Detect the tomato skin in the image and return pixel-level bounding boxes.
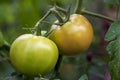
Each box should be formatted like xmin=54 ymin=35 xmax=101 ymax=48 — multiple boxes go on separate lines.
xmin=10 ymin=34 xmax=58 ymax=76
xmin=49 ymin=14 xmax=94 ymax=56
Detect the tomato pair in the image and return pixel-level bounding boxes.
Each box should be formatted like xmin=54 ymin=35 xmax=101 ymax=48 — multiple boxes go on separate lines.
xmin=10 ymin=14 xmax=93 ymax=76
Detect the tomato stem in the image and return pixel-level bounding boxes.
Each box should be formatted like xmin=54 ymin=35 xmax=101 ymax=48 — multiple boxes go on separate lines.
xmin=51 ymin=7 xmax=64 ymax=23
xmin=81 ymin=9 xmax=115 ymax=22
xmin=33 ymin=5 xmax=66 ymax=36
xmin=56 ymin=6 xmax=67 ymax=15
xmin=33 ymin=10 xmax=52 ymax=35
xmin=75 ymin=0 xmax=83 ymax=14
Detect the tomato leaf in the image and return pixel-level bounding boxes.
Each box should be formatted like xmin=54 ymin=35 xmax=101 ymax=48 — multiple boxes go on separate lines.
xmin=78 ymin=74 xmax=88 ymax=80
xmin=104 ymin=0 xmax=120 ymax=5
xmin=106 ymin=36 xmax=120 ymax=80
xmin=105 ymin=20 xmax=120 ymax=80
xmin=105 ymin=21 xmax=120 ymax=41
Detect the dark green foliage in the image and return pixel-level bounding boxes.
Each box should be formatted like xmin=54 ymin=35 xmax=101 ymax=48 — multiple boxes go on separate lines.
xmin=105 ymin=21 xmax=120 ymax=80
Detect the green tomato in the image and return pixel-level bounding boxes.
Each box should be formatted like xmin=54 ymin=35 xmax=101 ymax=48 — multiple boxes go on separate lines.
xmin=10 ymin=34 xmax=58 ymax=76
xmin=49 ymin=14 xmax=94 ymax=56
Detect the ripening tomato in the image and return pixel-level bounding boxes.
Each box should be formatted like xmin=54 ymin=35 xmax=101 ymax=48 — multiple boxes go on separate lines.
xmin=10 ymin=34 xmax=58 ymax=76
xmin=49 ymin=14 xmax=94 ymax=56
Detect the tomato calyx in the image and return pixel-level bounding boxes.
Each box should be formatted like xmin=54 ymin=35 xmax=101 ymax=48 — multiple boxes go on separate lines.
xmin=53 ymin=5 xmax=71 ymax=26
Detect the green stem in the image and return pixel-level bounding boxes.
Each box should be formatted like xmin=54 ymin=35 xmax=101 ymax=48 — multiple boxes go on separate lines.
xmin=81 ymin=9 xmax=115 ymax=22
xmin=56 ymin=6 xmax=67 ymax=15
xmin=75 ymin=0 xmax=83 ymax=14
xmin=33 ymin=10 xmax=51 ymax=35
xmin=52 ymin=8 xmax=64 ymax=23
xmin=44 ymin=29 xmax=55 ymax=37
xmin=55 ymin=5 xmax=70 ymax=24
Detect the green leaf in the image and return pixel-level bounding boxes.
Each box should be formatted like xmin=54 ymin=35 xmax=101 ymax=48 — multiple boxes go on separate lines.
xmin=78 ymin=74 xmax=88 ymax=80
xmin=106 ymin=41 xmax=116 ymax=59
xmin=107 ymin=36 xmax=120 ymax=80
xmin=104 ymin=0 xmax=120 ymax=5
xmin=105 ymin=21 xmax=120 ymax=41
xmin=105 ymin=20 xmax=120 ymax=80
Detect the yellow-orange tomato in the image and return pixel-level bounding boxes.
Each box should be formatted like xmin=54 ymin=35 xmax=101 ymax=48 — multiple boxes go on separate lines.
xmin=49 ymin=14 xmax=94 ymax=56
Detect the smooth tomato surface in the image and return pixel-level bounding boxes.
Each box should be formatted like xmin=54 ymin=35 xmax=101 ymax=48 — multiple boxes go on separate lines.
xmin=49 ymin=14 xmax=94 ymax=56
xmin=10 ymin=34 xmax=58 ymax=76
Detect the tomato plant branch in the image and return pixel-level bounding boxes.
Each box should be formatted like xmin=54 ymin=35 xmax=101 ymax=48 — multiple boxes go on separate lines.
xmin=75 ymin=0 xmax=83 ymax=14
xmin=81 ymin=9 xmax=115 ymax=22
xmin=44 ymin=7 xmax=67 ymax=37
xmin=52 ymin=7 xmax=64 ymax=23
xmin=33 ymin=10 xmax=52 ymax=35
xmin=56 ymin=6 xmax=67 ymax=15
xmin=33 ymin=5 xmax=66 ymax=36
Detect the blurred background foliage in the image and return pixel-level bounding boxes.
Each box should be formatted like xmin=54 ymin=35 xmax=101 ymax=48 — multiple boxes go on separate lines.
xmin=0 ymin=0 xmax=117 ymax=80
